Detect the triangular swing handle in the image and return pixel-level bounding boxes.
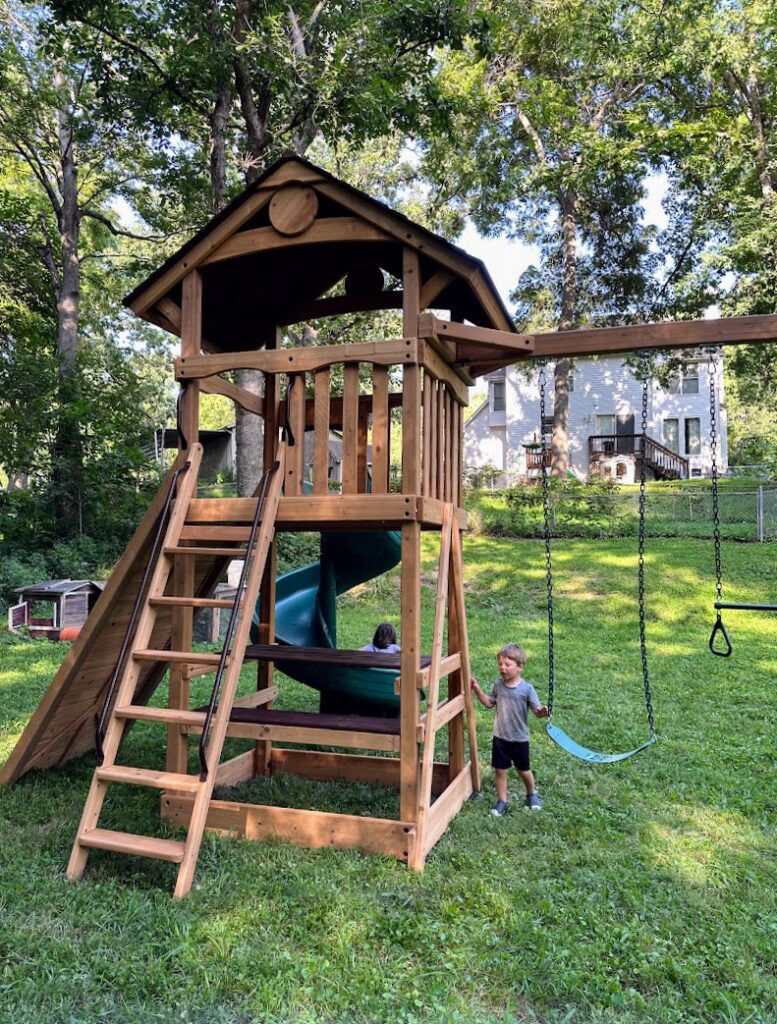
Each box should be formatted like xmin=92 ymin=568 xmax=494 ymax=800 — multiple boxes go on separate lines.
xmin=708 ymin=614 xmax=732 ymax=658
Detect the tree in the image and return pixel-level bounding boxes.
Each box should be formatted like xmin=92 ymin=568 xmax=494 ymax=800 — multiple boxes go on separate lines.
xmin=0 ymin=5 xmax=170 ymax=528
xmin=48 ymin=0 xmax=478 ymax=493
xmin=646 ymin=0 xmax=777 ymax=462
xmin=424 ymin=1 xmax=671 ymax=473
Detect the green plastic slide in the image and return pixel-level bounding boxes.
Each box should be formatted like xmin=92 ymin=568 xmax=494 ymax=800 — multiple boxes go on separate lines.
xmin=252 ymin=528 xmax=404 ymax=714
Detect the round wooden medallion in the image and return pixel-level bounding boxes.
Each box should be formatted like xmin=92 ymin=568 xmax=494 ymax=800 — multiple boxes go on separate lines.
xmin=269 ymin=185 xmax=319 ymax=236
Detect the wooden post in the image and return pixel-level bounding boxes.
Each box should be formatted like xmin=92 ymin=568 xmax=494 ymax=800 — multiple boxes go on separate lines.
xmin=372 ymin=366 xmax=389 ymax=493
xmin=178 ymin=270 xmax=202 ymax=450
xmin=400 ymin=521 xmax=421 ymax=826
xmin=400 ymin=246 xmax=422 ymax=832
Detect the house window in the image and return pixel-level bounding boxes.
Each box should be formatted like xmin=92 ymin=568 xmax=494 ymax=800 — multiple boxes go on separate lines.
xmin=685 ymin=417 xmax=701 ymax=455
xmin=568 ymin=370 xmax=574 ymax=393
xmin=491 ymin=379 xmax=506 ymax=412
xmin=663 ymin=418 xmax=679 ymax=453
xmin=596 ymin=414 xmax=616 ymax=436
xmin=669 ymin=368 xmax=700 ymax=394
xmin=616 ymin=462 xmax=628 ymax=478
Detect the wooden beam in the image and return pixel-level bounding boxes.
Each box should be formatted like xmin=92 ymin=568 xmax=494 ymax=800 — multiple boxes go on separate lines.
xmin=423 ymin=762 xmax=474 ymax=858
xmin=176 ymin=339 xmax=417 ymax=379
xmin=200 ymin=376 xmax=264 ymax=417
xmin=201 ymin=217 xmax=392 ymax=267
xmin=282 ymin=290 xmax=403 ymax=326
xmin=451 ymin=524 xmax=480 ymax=792
xmin=161 ymin=794 xmax=417 ymax=862
xmin=183 ymin=720 xmax=401 ymax=752
xmin=416 ymin=693 xmax=466 ymax=744
xmin=420 ymin=314 xmax=534 ymax=356
xmin=419 ymin=340 xmax=470 ymax=406
xmin=129 ymin=190 xmax=273 ymax=316
xmin=420 ymin=269 xmax=457 ymax=308
xmin=424 ymin=311 xmax=777 ymax=362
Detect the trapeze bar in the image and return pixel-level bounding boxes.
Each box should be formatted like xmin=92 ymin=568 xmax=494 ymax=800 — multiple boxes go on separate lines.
xmin=714 ymin=601 xmax=777 ymax=612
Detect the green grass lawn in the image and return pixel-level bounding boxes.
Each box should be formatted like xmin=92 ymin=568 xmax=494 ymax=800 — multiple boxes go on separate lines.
xmin=1 ymin=535 xmax=776 ymax=1024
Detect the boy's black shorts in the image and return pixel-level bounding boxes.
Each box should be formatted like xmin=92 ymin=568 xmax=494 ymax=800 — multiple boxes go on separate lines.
xmin=491 ymin=736 xmax=531 ymax=772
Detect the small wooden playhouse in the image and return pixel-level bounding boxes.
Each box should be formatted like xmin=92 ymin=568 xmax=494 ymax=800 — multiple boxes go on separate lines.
xmin=1 ymin=155 xmax=533 ymax=898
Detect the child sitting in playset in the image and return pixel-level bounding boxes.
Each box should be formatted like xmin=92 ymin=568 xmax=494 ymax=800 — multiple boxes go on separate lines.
xmin=470 ymin=643 xmax=548 ymax=816
xmin=360 ymin=622 xmax=401 ymax=654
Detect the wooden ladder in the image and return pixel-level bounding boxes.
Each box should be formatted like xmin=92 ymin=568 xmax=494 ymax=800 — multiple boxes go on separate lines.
xmin=67 ymin=443 xmax=286 ymax=899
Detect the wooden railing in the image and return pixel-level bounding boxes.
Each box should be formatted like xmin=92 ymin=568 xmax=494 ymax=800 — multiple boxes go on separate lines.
xmin=176 ymin=339 xmax=468 ymax=504
xmin=588 ymin=434 xmax=689 ymax=479
xmin=525 ymin=448 xmax=552 ymax=471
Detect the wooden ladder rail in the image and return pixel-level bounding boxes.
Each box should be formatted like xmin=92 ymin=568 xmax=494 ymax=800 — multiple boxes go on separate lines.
xmin=410 ymin=503 xmax=454 ymax=870
xmin=450 ymin=521 xmax=480 ymax=794
xmin=171 ymin=443 xmax=285 ymax=898
xmin=66 ymin=443 xmax=204 ymax=884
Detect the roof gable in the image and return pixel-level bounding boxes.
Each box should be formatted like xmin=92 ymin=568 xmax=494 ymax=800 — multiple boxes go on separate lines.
xmin=124 ymin=155 xmax=513 ymax=350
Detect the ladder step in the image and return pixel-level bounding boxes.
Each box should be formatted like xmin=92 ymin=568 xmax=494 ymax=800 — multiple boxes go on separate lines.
xmin=133 ymin=649 xmax=227 ymax=665
xmin=180 ymin=526 xmax=252 ymax=542
xmin=95 ymin=766 xmax=203 ymax=791
xmin=150 ymin=597 xmax=237 ymax=609
xmin=115 ymin=705 xmax=208 ymax=726
xmin=165 ymin=546 xmax=249 ymax=557
xmin=79 ymin=828 xmax=186 ymax=863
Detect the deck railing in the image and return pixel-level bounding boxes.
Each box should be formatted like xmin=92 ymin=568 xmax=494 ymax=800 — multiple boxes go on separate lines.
xmin=588 ymin=434 xmax=689 ymax=479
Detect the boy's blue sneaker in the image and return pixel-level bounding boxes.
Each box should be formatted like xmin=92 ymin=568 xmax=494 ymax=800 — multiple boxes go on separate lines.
xmin=490 ymin=800 xmax=509 ymax=817
xmin=525 ymin=793 xmax=542 ymax=811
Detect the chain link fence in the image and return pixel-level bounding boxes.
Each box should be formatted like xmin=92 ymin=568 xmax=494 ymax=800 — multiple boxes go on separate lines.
xmin=471 ymin=485 xmax=777 ymax=542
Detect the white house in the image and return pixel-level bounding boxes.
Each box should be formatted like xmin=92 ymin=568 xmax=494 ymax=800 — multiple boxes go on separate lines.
xmin=464 ymin=352 xmax=728 ymax=484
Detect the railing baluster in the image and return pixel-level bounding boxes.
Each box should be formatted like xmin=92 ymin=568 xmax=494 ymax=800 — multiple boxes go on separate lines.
xmin=342 ymin=363 xmax=359 ymax=494
xmin=313 ymin=368 xmax=330 ymax=493
xmin=372 ymin=366 xmax=389 ymax=494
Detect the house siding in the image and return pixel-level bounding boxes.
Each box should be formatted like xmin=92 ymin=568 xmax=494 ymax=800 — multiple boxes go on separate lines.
xmin=465 ymin=355 xmax=727 ymax=481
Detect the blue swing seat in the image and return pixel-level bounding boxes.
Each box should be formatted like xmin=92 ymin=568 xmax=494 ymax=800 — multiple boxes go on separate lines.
xmin=546 ymin=721 xmax=656 ymax=764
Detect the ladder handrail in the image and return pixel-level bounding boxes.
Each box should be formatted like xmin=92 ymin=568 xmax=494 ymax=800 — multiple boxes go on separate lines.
xmin=198 ymin=458 xmax=281 ymax=779
xmin=95 ymin=459 xmax=191 ymax=763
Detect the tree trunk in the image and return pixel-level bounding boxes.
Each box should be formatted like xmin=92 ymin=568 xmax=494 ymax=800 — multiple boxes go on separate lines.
xmin=234 ymin=368 xmax=265 ymax=496
xmin=552 ymin=189 xmax=578 ymax=477
xmin=52 ymin=77 xmax=84 ymax=531
xmin=209 ymin=83 xmax=231 ymax=214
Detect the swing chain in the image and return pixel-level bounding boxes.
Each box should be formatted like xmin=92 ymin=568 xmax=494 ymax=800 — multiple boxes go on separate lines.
xmin=706 ymin=347 xmax=732 ymax=656
xmin=638 ymin=360 xmax=656 ymax=739
xmin=538 ymin=360 xmax=555 ymax=716
xmin=708 ymin=349 xmax=723 ymax=605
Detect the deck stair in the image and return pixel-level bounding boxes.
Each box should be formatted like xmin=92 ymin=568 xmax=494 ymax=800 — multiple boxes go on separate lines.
xmin=66 ymin=442 xmax=286 ymax=899
xmin=589 ymin=434 xmax=689 ymax=480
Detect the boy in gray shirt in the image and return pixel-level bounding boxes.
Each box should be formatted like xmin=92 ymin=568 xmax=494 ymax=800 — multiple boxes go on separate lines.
xmin=471 ymin=643 xmax=548 ymax=816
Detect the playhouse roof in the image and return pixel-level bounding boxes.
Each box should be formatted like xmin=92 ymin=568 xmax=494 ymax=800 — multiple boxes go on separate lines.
xmin=15 ymin=579 xmax=104 ymax=598
xmin=124 ymin=154 xmax=514 ymax=351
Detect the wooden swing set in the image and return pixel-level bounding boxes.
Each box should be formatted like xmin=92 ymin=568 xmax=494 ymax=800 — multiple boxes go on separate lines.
xmin=3 ymin=155 xmax=777 ymax=898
